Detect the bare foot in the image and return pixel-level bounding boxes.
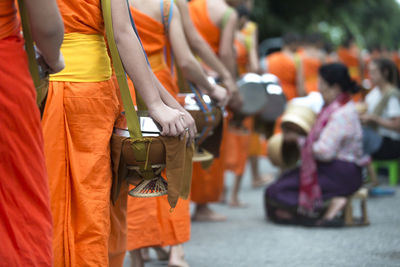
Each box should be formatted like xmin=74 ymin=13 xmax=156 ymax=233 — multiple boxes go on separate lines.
xmin=191 ymin=205 xmax=226 ymax=222
xmin=229 ymin=198 xmax=248 ymax=208
xmin=168 ymin=245 xmax=189 ymax=267
xmin=252 ymin=173 xmax=274 ymax=188
xmin=275 ymin=209 xmax=293 ymax=220
xmin=323 ymin=197 xmax=347 ymax=220
xmin=154 ymin=246 xmax=169 ymax=261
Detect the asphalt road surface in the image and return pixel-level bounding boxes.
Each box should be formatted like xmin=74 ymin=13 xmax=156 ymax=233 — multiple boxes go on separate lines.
xmin=124 ymin=158 xmax=400 ymax=267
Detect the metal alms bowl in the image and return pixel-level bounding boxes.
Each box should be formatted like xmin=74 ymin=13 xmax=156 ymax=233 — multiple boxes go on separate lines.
xmin=259 ymin=73 xmax=286 ymax=122
xmin=236 ymin=73 xmax=269 ymax=115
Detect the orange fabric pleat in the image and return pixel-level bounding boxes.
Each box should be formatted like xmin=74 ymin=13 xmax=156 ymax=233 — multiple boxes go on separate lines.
xmin=42 ymin=80 xmax=120 ymax=267
xmin=0 ymin=35 xmax=53 ymax=267
xmin=125 ymin=7 xmax=190 ymax=251
xmin=56 ymin=0 xmax=105 ymax=34
xmin=0 ymin=1 xmax=19 ymax=39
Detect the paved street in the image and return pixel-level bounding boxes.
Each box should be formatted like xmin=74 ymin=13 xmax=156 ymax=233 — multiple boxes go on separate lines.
xmin=125 ymin=158 xmax=400 ymax=267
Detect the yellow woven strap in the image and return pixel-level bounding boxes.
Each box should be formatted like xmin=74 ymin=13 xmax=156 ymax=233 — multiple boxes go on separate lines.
xmin=17 ymin=0 xmax=46 ymax=107
xmin=101 ymin=0 xmax=152 ymax=177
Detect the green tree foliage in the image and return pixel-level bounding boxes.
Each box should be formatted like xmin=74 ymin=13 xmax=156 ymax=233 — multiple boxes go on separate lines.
xmin=252 ymin=0 xmax=400 ymax=49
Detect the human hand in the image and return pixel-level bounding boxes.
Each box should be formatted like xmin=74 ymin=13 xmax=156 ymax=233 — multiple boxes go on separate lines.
xmin=40 ymin=51 xmax=65 ymax=74
xmin=179 ymin=109 xmax=197 ymax=145
xmin=360 ymin=113 xmax=378 ymax=125
xmin=283 ymin=130 xmax=300 ymax=143
xmin=228 ymin=90 xmax=243 ymax=112
xmin=148 ymin=104 xmax=186 ymax=137
xmin=209 ymin=84 xmax=229 ymax=107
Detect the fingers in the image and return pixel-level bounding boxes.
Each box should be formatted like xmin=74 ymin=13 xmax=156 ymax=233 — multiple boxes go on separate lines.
xmin=176 ymin=118 xmax=186 ymax=140
xmin=160 ymin=121 xmax=170 ymax=136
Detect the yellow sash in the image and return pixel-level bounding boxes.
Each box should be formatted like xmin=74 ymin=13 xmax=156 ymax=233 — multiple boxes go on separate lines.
xmin=148 ymin=52 xmax=168 ymax=73
xmin=50 ymin=33 xmax=111 ymax=82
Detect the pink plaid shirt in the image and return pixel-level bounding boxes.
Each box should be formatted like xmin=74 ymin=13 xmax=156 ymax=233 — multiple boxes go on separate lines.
xmin=310 ymin=101 xmax=369 ymax=166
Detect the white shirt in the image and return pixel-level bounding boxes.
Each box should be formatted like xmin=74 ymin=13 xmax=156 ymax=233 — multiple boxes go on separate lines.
xmin=365 ymin=87 xmax=400 ymax=140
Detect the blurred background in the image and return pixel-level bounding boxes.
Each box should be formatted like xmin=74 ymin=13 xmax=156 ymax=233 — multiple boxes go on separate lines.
xmin=253 ymin=0 xmax=400 ymax=51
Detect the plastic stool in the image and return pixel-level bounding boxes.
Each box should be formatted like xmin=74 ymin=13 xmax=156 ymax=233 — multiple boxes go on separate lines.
xmin=372 ymin=160 xmax=399 ymax=186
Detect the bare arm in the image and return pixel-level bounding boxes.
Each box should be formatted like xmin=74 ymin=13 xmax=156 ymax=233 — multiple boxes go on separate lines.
xmin=361 ymin=114 xmax=400 ymax=132
xmin=296 ymin=56 xmax=307 ymax=97
xmin=376 ymin=116 xmax=400 ymax=132
xmin=168 ymin=4 xmax=228 ymax=106
xmin=175 ymin=0 xmax=231 ymax=82
xmin=111 ymin=0 xmax=186 ymax=136
xmin=25 ymin=0 xmax=64 ymax=73
xmin=218 ymin=10 xmax=238 ymax=78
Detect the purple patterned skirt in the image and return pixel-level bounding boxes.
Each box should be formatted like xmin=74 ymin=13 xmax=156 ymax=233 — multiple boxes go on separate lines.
xmin=264 ymin=160 xmax=362 ymax=224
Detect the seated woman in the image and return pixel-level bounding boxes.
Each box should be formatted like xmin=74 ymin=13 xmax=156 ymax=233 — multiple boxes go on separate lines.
xmin=264 ymin=63 xmax=366 ymax=227
xmin=361 ymin=58 xmax=400 ymax=161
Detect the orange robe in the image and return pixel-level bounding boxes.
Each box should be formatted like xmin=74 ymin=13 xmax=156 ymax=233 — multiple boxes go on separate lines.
xmin=224 ymin=40 xmax=251 ymax=176
xmin=41 ymin=1 xmax=121 ymax=266
xmin=0 ymin=2 xmax=52 ymax=266
xmin=126 ymin=7 xmax=191 ymax=251
xmin=337 ymin=46 xmax=361 ymax=83
xmin=302 ymin=56 xmax=321 ymax=94
xmin=189 ymin=0 xmax=220 ymax=54
xmin=265 ymin=51 xmax=298 ymax=101
xmin=337 ymin=46 xmax=363 ymax=101
xmin=188 ymin=0 xmax=227 ymax=203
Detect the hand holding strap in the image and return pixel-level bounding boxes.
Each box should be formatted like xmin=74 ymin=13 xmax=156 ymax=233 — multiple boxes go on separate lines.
xmin=102 ymin=0 xmax=154 ymax=179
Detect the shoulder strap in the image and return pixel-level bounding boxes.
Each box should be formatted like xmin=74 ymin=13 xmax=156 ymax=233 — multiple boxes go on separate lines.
xmin=102 ymin=0 xmax=142 ymax=140
xmin=17 ymin=0 xmax=45 ymax=106
xmin=293 ymin=53 xmax=302 ymax=70
xmin=244 ymin=35 xmax=252 ymax=53
xmin=221 ymin=7 xmax=234 ymax=30
xmin=161 ymin=0 xmax=175 ymax=75
xmin=161 ymin=0 xmax=174 ymax=35
xmin=373 ymin=88 xmax=400 ymax=117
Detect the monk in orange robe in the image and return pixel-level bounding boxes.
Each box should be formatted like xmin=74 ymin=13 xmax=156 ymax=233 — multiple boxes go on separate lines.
xmin=0 ymin=0 xmax=64 ymax=266
xmin=300 ymin=34 xmax=324 ymax=94
xmin=225 ymin=3 xmax=274 ymax=206
xmin=263 ymin=33 xmax=304 ymax=101
xmin=126 ymin=1 xmax=229 ymax=266
xmin=337 ymin=38 xmax=364 ymax=101
xmin=126 ymin=4 xmax=189 ymax=267
xmin=223 ymin=6 xmax=254 ymax=207
xmin=235 ymin=10 xmax=271 ymax=187
xmin=41 ymin=0 xmax=193 ymax=266
xmin=189 ymin=0 xmax=241 ymax=221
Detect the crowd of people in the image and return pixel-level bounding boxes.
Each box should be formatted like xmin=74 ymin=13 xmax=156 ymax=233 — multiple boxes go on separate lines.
xmin=1 ymin=0 xmax=400 ymax=266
